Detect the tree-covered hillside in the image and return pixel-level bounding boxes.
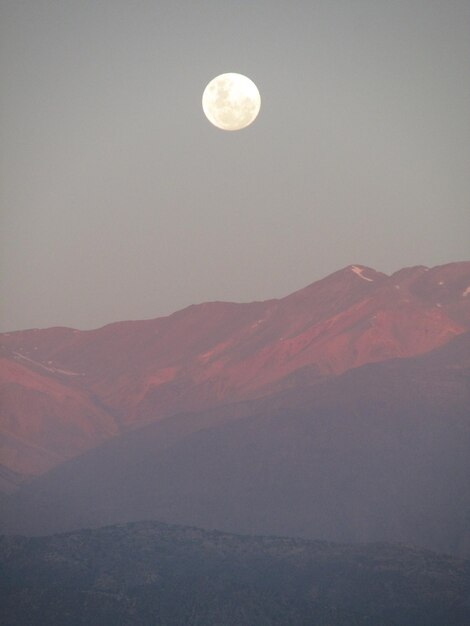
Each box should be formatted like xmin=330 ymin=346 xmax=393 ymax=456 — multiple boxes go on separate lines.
xmin=1 ymin=521 xmax=469 ymax=625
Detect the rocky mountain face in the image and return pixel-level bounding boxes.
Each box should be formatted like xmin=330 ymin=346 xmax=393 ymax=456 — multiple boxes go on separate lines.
xmin=1 ymin=521 xmax=469 ymax=626
xmin=1 ymin=262 xmax=469 ymax=490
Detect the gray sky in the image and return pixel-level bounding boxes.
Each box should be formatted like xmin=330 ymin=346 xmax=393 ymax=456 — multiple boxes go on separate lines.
xmin=1 ymin=0 xmax=469 ymax=331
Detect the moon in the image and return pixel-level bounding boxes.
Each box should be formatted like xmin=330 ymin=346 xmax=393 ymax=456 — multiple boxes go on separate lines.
xmin=202 ymin=73 xmax=261 ymax=131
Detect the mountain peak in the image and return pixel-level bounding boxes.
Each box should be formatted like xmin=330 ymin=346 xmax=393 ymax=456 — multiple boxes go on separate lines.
xmin=284 ymin=264 xmax=386 ymax=301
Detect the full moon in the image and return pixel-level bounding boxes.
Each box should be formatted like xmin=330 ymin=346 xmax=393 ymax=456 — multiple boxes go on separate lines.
xmin=202 ymin=73 xmax=261 ymax=131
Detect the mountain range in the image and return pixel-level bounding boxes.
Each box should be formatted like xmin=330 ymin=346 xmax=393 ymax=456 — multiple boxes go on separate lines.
xmin=1 ymin=261 xmax=469 ymax=556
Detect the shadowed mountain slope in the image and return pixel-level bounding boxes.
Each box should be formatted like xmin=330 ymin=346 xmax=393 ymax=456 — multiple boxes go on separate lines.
xmin=1 ymin=521 xmax=469 ymax=626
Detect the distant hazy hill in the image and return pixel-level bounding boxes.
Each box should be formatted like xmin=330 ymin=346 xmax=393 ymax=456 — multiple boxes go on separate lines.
xmin=1 ymin=521 xmax=469 ymax=626
xmin=1 ymin=261 xmax=469 ymax=489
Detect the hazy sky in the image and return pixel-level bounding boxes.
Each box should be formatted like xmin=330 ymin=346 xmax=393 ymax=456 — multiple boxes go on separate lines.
xmin=1 ymin=0 xmax=469 ymax=331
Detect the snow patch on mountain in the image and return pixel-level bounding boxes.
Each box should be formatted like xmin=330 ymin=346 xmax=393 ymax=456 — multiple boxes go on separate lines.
xmin=350 ymin=266 xmax=374 ymax=282
xmin=13 ymin=352 xmax=82 ymax=376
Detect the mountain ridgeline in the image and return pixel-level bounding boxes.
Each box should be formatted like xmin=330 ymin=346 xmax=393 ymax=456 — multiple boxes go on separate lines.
xmin=1 ymin=262 xmax=469 ymax=483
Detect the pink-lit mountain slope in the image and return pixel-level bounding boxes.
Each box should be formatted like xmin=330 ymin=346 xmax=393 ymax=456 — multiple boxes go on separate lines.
xmin=1 ymin=261 xmax=469 ymax=489
xmin=0 ymin=355 xmax=117 ymax=487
